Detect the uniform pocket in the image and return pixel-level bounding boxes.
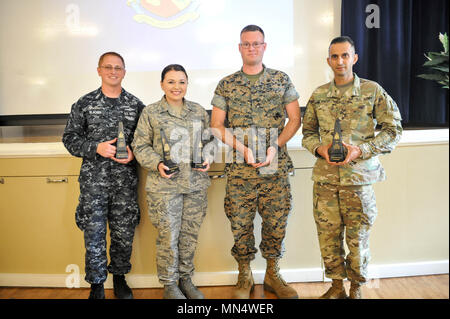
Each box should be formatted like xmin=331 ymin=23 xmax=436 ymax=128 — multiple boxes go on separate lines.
xmin=347 ymin=186 xmax=378 ymax=227
xmin=128 ymin=202 xmax=140 ymax=227
xmin=358 ymin=186 xmax=378 ymax=226
xmin=313 ymin=193 xmax=319 ymax=210
xmin=146 ymin=193 xmax=161 ymax=228
xmin=75 ymin=194 xmax=90 ymax=231
xmin=313 ymin=183 xmax=321 ymax=210
xmin=262 ymin=92 xmax=283 ymax=110
xmin=75 ymin=190 xmax=109 ymax=231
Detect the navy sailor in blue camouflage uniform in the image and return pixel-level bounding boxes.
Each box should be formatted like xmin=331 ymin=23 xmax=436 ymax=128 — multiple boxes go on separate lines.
xmin=63 ymin=52 xmax=145 ymax=299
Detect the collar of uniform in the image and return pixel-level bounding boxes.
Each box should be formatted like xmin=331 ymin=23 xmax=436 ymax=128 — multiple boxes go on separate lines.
xmin=157 ymin=96 xmax=194 ymax=118
xmin=96 ymin=87 xmax=126 ymax=104
xmin=327 ymin=73 xmax=362 ymax=98
xmin=236 ymin=64 xmax=269 ymax=86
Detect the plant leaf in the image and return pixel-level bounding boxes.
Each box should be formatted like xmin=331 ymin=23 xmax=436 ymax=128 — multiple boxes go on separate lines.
xmin=439 ymin=33 xmax=449 ymax=53
xmin=431 ymin=65 xmax=449 ymax=73
xmin=423 ymin=55 xmax=449 ymax=66
xmin=417 ymin=73 xmax=447 ymax=81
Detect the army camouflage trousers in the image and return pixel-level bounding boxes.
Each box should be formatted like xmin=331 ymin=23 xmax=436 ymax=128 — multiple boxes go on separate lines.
xmin=313 ymin=182 xmax=378 ymax=283
xmin=146 ymin=190 xmax=207 ymax=285
xmin=224 ymin=175 xmax=292 ymax=262
xmin=76 ymin=186 xmax=140 ymax=284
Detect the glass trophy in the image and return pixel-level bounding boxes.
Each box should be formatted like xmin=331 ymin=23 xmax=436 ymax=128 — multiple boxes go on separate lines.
xmin=328 ymin=118 xmax=348 ymax=162
xmin=250 ymin=132 xmax=267 ymax=164
xmin=160 ymin=128 xmax=179 ymax=175
xmin=115 ymin=121 xmax=128 ymax=159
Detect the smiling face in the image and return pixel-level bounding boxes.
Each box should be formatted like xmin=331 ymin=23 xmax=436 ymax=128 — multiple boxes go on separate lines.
xmin=97 ymin=54 xmax=126 ymax=88
xmin=160 ymin=70 xmax=188 ymax=106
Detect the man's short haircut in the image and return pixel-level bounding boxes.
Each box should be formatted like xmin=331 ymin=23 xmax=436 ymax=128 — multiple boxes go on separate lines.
xmin=329 ymin=36 xmax=355 ymax=52
xmin=240 ymin=25 xmax=265 ymax=39
xmin=98 ymin=52 xmax=125 ymax=68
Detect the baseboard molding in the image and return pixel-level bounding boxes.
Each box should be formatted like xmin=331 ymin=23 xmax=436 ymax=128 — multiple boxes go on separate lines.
xmin=368 ymin=260 xmax=450 ymax=279
xmin=0 ymin=260 xmax=447 ymax=288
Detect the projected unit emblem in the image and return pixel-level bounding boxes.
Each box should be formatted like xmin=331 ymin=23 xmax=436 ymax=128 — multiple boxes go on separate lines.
xmin=127 ymin=0 xmax=200 ymax=29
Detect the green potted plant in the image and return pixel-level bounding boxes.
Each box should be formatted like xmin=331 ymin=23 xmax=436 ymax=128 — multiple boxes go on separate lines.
xmin=417 ymin=33 xmax=449 ymax=89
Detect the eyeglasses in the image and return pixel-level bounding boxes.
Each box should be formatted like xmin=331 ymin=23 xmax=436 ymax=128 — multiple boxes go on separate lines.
xmin=240 ymin=42 xmax=265 ymax=49
xmin=100 ymin=65 xmax=125 ymax=72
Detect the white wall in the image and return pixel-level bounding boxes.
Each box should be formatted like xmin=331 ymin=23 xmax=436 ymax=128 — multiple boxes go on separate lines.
xmin=0 ymin=0 xmax=342 ymax=115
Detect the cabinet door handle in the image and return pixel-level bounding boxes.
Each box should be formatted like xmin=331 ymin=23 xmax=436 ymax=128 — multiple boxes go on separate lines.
xmin=0 ymin=177 xmax=4 ymax=184
xmin=210 ymin=174 xmax=225 ymax=180
xmin=46 ymin=177 xmax=68 ymax=183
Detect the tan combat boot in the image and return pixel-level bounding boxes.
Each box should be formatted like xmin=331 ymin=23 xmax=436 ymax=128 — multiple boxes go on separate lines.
xmin=263 ymin=258 xmax=299 ymax=299
xmin=320 ymin=279 xmax=348 ymax=299
xmin=233 ymin=260 xmax=254 ymax=299
xmin=349 ymin=281 xmax=362 ymax=299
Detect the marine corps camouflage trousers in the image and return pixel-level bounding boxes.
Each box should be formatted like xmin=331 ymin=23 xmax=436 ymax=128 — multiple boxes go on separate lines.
xmin=313 ymin=182 xmax=378 ymax=283
xmin=146 ymin=190 xmax=207 ymax=285
xmin=76 ymin=185 xmax=140 ymax=284
xmin=224 ymin=175 xmax=292 ymax=262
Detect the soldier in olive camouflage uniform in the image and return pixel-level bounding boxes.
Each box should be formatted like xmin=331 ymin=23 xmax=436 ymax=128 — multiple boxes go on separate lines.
xmin=211 ymin=25 xmax=301 ymax=299
xmin=132 ymin=64 xmax=215 ymax=299
xmin=302 ymin=37 xmax=402 ymax=299
xmin=63 ymin=52 xmax=144 ymax=299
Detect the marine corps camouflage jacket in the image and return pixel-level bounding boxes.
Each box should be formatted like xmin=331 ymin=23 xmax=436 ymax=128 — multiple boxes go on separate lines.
xmin=211 ymin=65 xmax=300 ymax=179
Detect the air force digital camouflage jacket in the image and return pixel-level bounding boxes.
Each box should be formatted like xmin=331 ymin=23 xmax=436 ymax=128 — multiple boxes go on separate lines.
xmin=132 ymin=97 xmax=214 ymax=194
xmin=302 ymin=74 xmax=402 ymax=186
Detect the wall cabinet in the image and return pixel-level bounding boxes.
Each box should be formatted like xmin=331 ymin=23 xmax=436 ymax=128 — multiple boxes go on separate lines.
xmin=0 ymin=142 xmax=448 ymax=286
xmin=0 ymin=157 xmax=84 ymax=274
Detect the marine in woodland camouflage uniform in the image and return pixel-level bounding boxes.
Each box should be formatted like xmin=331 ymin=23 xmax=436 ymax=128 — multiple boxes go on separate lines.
xmin=302 ymin=67 xmax=402 ymax=284
xmin=63 ymin=87 xmax=144 ymax=284
xmin=211 ymin=24 xmax=301 ymax=300
xmin=212 ymin=66 xmax=299 ymax=261
xmin=132 ymin=96 xmax=214 ymax=285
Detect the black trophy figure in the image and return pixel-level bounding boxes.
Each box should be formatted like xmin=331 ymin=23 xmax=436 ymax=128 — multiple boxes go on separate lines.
xmin=160 ymin=128 xmax=179 ymax=175
xmin=191 ymin=130 xmax=206 ymax=169
xmin=328 ymin=118 xmax=348 ymax=162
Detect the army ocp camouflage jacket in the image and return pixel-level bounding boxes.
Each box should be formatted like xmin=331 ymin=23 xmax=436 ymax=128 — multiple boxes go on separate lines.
xmin=302 ymin=74 xmax=403 ymax=186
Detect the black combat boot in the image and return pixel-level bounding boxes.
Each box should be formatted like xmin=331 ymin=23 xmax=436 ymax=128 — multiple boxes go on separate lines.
xmin=89 ymin=283 xmax=105 ymax=299
xmin=113 ymin=275 xmax=133 ymax=299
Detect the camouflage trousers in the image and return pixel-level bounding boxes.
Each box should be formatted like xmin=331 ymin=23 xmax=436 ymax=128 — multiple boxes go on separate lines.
xmin=146 ymin=190 xmax=207 ymax=285
xmin=76 ymin=185 xmax=140 ymax=284
xmin=313 ymin=182 xmax=378 ymax=283
xmin=224 ymin=175 xmax=292 ymax=262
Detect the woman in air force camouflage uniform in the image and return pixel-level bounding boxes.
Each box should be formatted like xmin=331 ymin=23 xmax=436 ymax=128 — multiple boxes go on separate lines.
xmin=132 ymin=64 xmax=215 ymax=299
